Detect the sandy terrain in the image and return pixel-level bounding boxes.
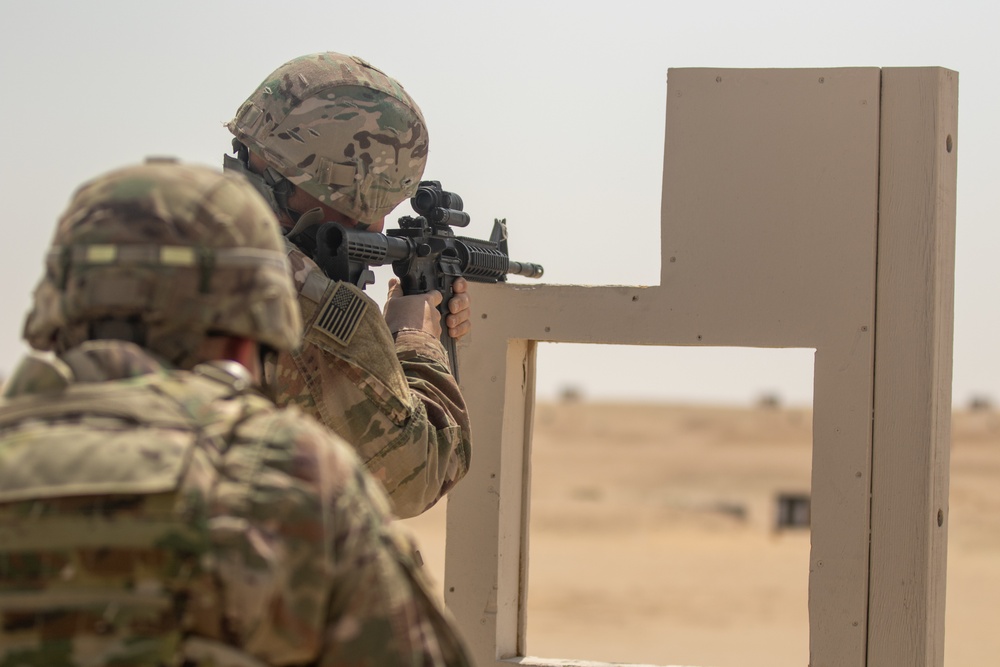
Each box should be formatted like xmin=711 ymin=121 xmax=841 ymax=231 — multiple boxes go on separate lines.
xmin=401 ymin=402 xmax=1000 ymax=667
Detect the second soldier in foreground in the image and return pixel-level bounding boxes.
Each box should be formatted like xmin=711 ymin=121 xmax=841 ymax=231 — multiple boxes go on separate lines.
xmin=0 ymin=160 xmax=471 ymax=666
xmin=224 ymin=52 xmax=473 ymax=518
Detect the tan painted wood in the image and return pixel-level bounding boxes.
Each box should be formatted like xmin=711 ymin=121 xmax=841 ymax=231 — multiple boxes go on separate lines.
xmin=445 ymin=335 xmax=535 ymax=659
xmin=443 ymin=67 xmax=956 ymax=667
xmin=868 ymin=67 xmax=958 ymax=667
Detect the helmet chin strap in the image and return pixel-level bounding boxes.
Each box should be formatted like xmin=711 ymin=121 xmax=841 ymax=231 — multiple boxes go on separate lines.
xmin=223 ymin=140 xmax=300 ymax=222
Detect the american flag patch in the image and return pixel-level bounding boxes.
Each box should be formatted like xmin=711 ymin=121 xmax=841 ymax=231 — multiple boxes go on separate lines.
xmin=313 ymin=282 xmax=368 ymax=346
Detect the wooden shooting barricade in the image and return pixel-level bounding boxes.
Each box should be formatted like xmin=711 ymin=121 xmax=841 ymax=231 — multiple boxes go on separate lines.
xmin=445 ymin=67 xmax=957 ymax=667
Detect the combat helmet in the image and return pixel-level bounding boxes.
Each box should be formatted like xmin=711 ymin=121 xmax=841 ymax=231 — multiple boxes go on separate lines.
xmin=226 ymin=52 xmax=429 ymax=228
xmin=23 ymin=159 xmax=302 ymax=368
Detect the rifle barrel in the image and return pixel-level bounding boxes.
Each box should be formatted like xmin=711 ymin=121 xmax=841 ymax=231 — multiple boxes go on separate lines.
xmin=507 ymin=260 xmax=544 ymax=279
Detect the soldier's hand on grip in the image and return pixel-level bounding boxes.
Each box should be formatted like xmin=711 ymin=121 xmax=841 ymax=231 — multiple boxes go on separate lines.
xmin=384 ymin=278 xmax=443 ymax=339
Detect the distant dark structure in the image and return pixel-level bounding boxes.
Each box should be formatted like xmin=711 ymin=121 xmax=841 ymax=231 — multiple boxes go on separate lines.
xmin=756 ymin=391 xmax=782 ymax=409
xmin=968 ymin=394 xmax=994 ymax=412
xmin=775 ymin=492 xmax=811 ymax=530
xmin=559 ymin=385 xmax=585 ymax=403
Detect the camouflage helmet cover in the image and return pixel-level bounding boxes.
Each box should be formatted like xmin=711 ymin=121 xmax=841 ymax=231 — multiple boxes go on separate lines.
xmin=23 ymin=159 xmax=302 ymax=367
xmin=227 ymin=52 xmax=429 ymax=227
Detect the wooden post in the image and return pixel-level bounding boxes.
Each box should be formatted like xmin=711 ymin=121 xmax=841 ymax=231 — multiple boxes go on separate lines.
xmin=868 ymin=67 xmax=958 ymax=667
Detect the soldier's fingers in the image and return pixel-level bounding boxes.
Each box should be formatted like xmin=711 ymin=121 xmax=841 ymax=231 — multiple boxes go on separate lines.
xmin=452 ymin=277 xmax=468 ymax=293
xmin=448 ymin=318 xmax=472 ymax=339
xmin=425 ymin=290 xmax=444 ymax=307
xmin=448 ymin=291 xmax=471 ymax=315
xmin=386 ymin=278 xmax=404 ymax=300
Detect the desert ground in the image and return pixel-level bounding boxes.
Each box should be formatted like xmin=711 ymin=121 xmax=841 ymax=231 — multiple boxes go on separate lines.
xmin=400 ymin=401 xmax=1000 ymax=667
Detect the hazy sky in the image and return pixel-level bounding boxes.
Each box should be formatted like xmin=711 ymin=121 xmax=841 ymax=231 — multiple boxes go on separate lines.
xmin=1 ymin=0 xmax=996 ymax=406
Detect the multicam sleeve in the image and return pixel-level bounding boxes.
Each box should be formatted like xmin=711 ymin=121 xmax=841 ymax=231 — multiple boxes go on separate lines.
xmin=220 ymin=405 xmax=472 ymax=667
xmin=316 ymin=435 xmax=473 ymax=667
xmin=272 ymin=244 xmax=472 ymax=519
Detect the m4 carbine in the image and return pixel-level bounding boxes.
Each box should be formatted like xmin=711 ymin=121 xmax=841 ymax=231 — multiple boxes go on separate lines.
xmin=290 ymin=181 xmax=544 ymax=380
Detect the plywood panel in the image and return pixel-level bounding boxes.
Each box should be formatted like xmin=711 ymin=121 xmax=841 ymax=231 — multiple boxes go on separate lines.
xmin=444 ymin=67 xmax=955 ymax=667
xmin=659 ymin=69 xmax=880 ymax=346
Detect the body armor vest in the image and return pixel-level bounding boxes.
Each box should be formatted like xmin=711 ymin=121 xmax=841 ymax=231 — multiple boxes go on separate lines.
xmin=0 ymin=350 xmax=268 ymax=666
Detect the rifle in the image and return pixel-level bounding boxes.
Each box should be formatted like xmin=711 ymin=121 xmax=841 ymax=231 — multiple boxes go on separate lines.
xmin=289 ymin=181 xmax=544 ymax=380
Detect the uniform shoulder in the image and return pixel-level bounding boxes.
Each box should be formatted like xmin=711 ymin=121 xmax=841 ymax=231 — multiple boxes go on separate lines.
xmin=283 ymin=236 xmax=325 ymax=292
xmin=234 ymin=399 xmax=375 ymax=485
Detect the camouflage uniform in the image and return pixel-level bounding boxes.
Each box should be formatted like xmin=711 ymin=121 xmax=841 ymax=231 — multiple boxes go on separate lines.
xmin=225 ymin=53 xmax=472 ymax=519
xmin=0 ymin=343 xmax=469 ymax=667
xmin=275 ymin=247 xmax=471 ymax=519
xmin=0 ymin=161 xmax=472 ymax=667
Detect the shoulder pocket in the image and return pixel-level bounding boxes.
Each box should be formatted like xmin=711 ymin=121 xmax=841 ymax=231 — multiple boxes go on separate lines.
xmin=0 ymin=386 xmax=199 ymax=503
